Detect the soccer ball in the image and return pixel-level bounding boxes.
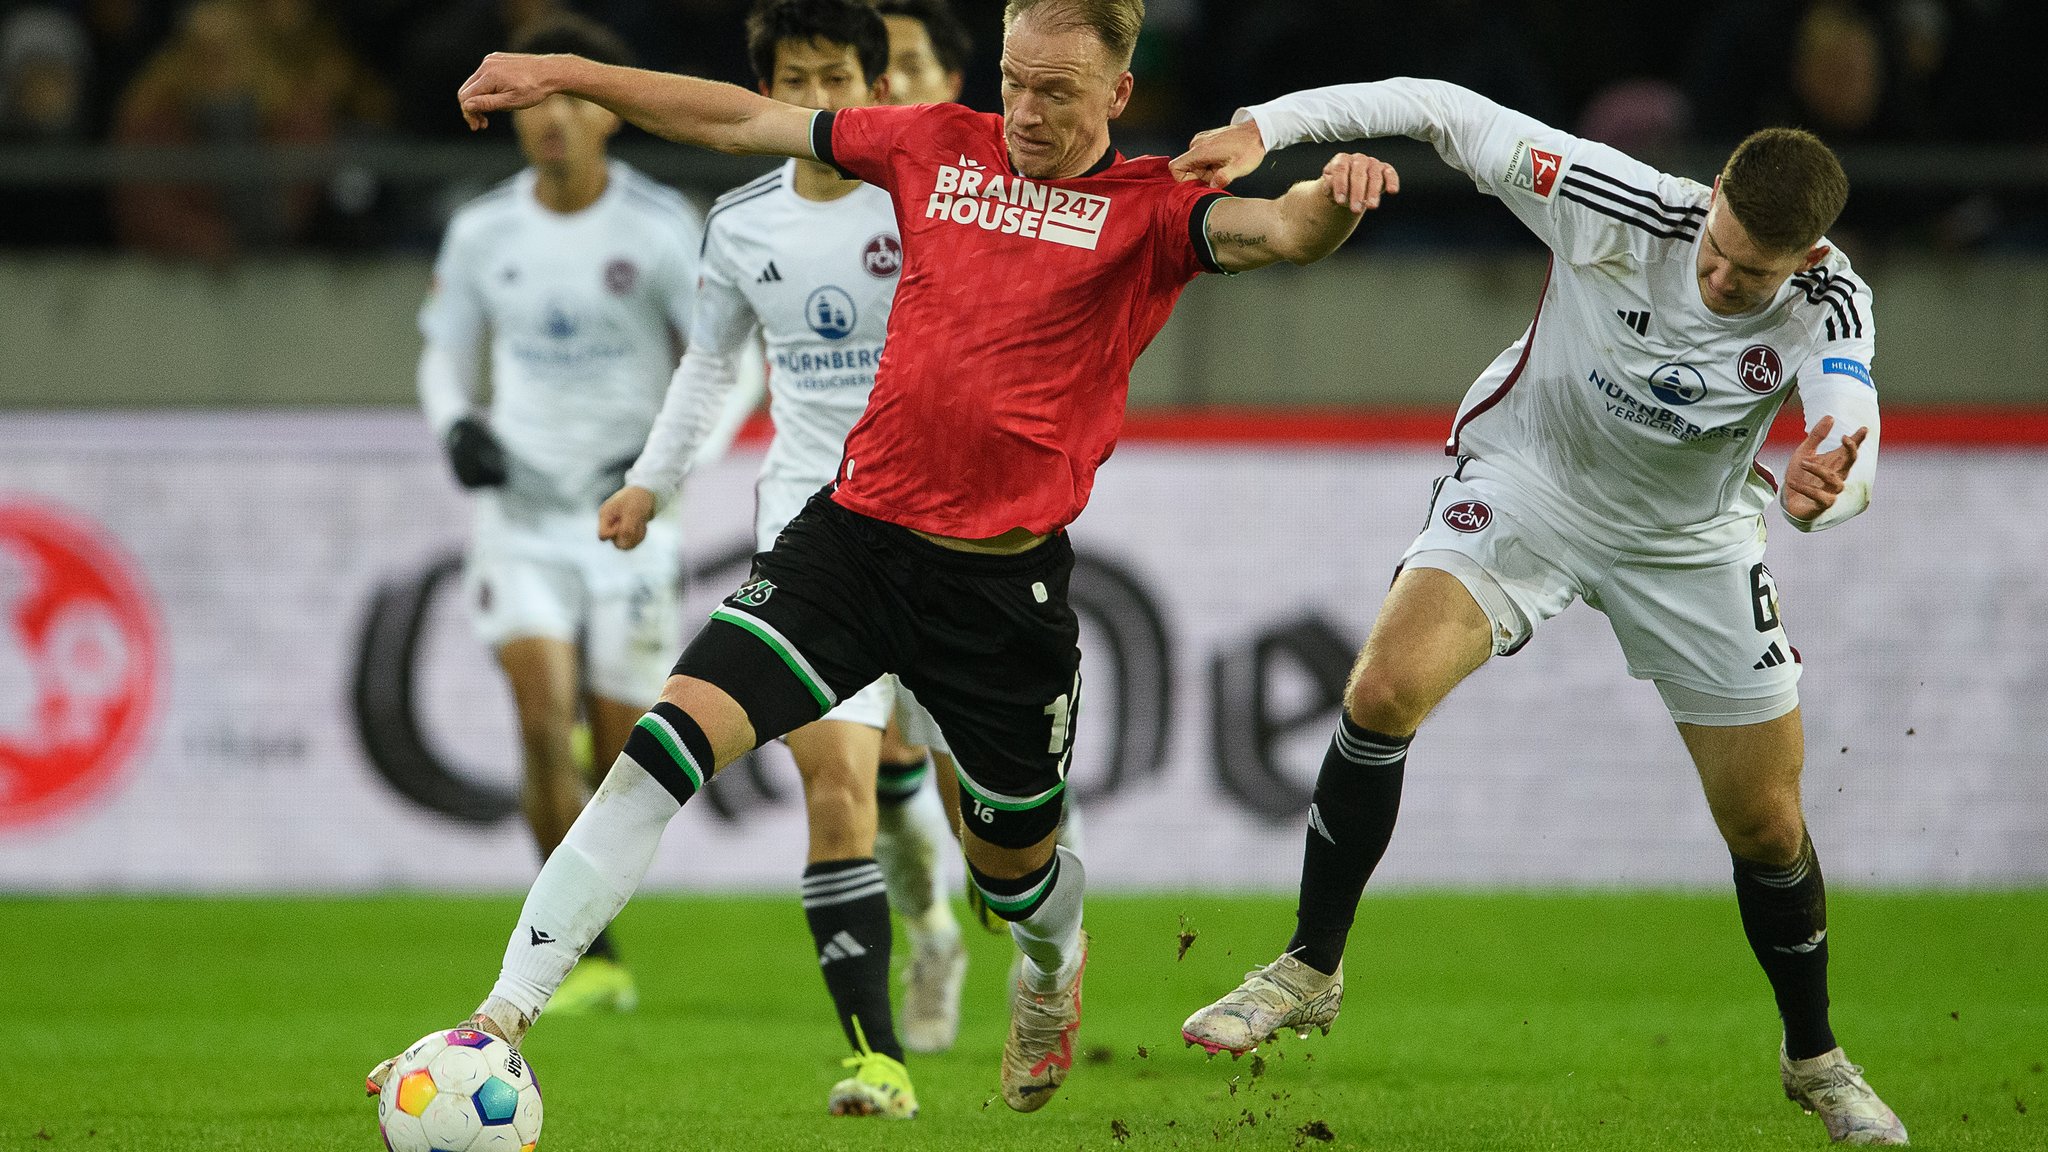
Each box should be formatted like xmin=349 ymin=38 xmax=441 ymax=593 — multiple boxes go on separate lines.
xmin=376 ymin=1028 xmax=542 ymax=1152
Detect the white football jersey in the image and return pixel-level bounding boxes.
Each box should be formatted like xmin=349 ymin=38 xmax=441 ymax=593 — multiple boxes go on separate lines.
xmin=627 ymin=160 xmax=900 ymax=500
xmin=420 ymin=161 xmax=703 ymax=505
xmin=1248 ymin=80 xmax=1881 ymax=557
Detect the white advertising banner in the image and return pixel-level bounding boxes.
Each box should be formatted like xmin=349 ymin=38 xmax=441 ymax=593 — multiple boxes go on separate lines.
xmin=0 ymin=412 xmax=2042 ymax=891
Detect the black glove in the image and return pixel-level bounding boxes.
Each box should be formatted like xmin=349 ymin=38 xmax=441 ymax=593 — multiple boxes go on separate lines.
xmin=445 ymin=416 xmax=508 ymax=489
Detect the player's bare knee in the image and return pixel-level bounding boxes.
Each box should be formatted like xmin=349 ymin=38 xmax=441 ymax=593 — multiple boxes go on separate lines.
xmin=1723 ymin=810 xmax=1807 ymax=866
xmin=797 ymin=764 xmax=865 ymax=827
xmin=961 ymin=827 xmax=1057 ymax=881
xmin=657 ymin=674 xmax=756 ymax=773
xmin=1344 ymin=667 xmax=1426 ymax=736
xmin=963 ymin=829 xmax=1062 ymax=922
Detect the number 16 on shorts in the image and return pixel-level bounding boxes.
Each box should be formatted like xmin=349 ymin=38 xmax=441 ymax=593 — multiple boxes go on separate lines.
xmin=1045 ymin=673 xmax=1080 ymax=769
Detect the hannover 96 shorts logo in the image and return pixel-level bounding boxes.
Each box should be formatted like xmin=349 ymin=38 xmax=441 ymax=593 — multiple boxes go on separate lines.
xmin=732 ymin=579 xmax=776 ymax=607
xmin=0 ymin=500 xmax=160 ymax=827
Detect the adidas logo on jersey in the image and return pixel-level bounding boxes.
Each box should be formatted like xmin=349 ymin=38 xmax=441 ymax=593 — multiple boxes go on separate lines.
xmin=1616 ymin=309 xmax=1650 ymax=335
xmin=1753 ymin=641 xmax=1789 ymax=670
xmin=757 ymin=262 xmax=783 ymax=283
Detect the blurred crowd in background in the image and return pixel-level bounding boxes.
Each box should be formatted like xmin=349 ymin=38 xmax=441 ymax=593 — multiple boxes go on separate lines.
xmin=1 ymin=0 xmax=2044 ymax=258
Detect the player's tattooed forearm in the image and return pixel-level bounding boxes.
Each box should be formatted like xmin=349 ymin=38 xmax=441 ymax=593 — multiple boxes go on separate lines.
xmin=1214 ymin=232 xmax=1266 ymax=247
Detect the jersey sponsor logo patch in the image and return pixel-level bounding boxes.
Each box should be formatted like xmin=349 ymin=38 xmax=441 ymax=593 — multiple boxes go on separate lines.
xmin=805 ymin=286 xmax=857 ymax=340
xmin=603 ymin=258 xmax=638 ymax=296
xmin=1738 ymin=345 xmax=1783 ymax=394
xmin=1590 ymin=369 xmax=1752 ymax=443
xmin=1442 ymin=500 xmax=1493 ymax=534
xmin=1821 ymin=356 xmax=1873 ymax=388
xmin=0 ymin=501 xmax=161 ymax=828
xmin=924 ymin=158 xmax=1111 ymax=250
xmin=1647 ymin=362 xmax=1707 ymax=407
xmin=1503 ymin=139 xmax=1563 ymax=199
xmin=862 ymin=233 xmax=902 ymax=278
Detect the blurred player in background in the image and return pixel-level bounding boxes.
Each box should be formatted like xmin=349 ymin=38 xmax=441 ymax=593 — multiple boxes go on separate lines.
xmin=873 ymin=0 xmax=968 ymax=107
xmin=392 ymin=0 xmax=1392 ymax=1115
xmin=1174 ymin=80 xmax=1903 ymax=1145
xmin=599 ymin=0 xmax=958 ymax=1117
xmin=415 ymin=13 xmax=714 ymax=1021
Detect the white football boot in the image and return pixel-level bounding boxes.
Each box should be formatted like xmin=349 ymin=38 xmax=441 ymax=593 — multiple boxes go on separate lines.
xmin=999 ymin=933 xmax=1087 ymax=1112
xmin=1781 ymin=1044 xmax=1909 ymax=1145
xmin=1181 ymin=952 xmax=1342 ymax=1057
xmin=899 ymin=933 xmax=968 ymax=1054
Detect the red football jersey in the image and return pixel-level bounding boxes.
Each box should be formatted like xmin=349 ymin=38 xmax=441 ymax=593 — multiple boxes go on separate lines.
xmin=813 ymin=102 xmax=1228 ymax=537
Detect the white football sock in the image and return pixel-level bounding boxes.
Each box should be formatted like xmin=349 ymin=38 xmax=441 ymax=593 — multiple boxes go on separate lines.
xmin=484 ymin=754 xmax=680 ymax=1032
xmin=1012 ymin=845 xmax=1085 ymax=992
xmin=875 ymin=775 xmax=960 ymax=946
xmin=1056 ymin=799 xmax=1086 ymax=855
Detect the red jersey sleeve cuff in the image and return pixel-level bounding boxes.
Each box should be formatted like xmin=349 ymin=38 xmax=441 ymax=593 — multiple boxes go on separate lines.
xmin=1188 ymin=191 xmax=1232 ymax=275
xmin=809 ymin=109 xmax=858 ymax=180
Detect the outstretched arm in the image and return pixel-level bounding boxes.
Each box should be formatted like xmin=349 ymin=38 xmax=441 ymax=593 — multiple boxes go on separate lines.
xmin=1176 ymin=79 xmax=1517 ymax=190
xmin=1205 ymin=152 xmax=1397 ymax=272
xmin=457 ymin=52 xmax=815 ymax=157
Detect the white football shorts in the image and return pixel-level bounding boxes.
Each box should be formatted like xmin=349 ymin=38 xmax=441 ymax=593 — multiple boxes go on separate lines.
xmin=892 ymin=680 xmax=951 ymax=755
xmin=1400 ymin=460 xmax=1801 ymax=726
xmin=465 ymin=491 xmax=683 ymax=705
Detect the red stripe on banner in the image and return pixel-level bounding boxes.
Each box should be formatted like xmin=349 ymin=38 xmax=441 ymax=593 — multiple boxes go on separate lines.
xmin=1109 ymin=406 xmax=2048 ymax=446
xmin=732 ymin=413 xmax=774 ymax=445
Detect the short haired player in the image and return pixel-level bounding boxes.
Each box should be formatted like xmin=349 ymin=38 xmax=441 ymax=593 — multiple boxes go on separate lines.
xmin=414 ymin=13 xmax=723 ymax=1021
xmin=597 ymin=0 xmax=964 ymax=1117
xmin=873 ymin=0 xmax=972 ymax=106
xmin=1172 ymin=79 xmax=1903 ymax=1146
xmin=864 ymin=0 xmax=1093 ymax=934
xmin=373 ymin=0 xmax=1396 ymax=1115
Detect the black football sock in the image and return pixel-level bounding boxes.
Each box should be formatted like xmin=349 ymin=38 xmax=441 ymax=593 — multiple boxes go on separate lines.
xmin=802 ymin=858 xmax=903 ymax=1061
xmin=1733 ymin=833 xmax=1836 ymax=1060
xmin=1286 ymin=715 xmax=1409 ymax=975
xmin=875 ymin=752 xmax=928 ymax=807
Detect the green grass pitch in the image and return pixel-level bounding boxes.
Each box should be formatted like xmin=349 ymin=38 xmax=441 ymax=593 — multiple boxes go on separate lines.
xmin=3 ymin=891 xmax=2043 ymax=1150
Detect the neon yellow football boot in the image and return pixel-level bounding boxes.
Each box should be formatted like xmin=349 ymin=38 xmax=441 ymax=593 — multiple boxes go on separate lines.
xmin=828 ymin=1021 xmax=919 ymax=1119
xmin=546 ymin=956 xmax=638 ymax=1017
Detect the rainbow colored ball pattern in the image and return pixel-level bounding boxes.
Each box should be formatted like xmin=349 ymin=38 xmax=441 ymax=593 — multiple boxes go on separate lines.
xmin=377 ymin=1028 xmax=542 ymax=1152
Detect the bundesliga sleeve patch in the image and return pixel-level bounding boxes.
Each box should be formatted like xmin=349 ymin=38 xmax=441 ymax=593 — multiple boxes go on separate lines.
xmin=1821 ymin=357 xmax=1875 ymax=388
xmin=1503 ymin=139 xmax=1563 ymax=199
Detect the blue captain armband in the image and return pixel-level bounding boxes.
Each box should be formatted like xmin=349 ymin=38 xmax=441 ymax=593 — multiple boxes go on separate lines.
xmin=1821 ymin=357 xmax=1874 ymax=388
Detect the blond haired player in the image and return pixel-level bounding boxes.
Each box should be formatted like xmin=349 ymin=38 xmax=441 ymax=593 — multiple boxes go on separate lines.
xmin=375 ymin=0 xmax=1394 ymax=1116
